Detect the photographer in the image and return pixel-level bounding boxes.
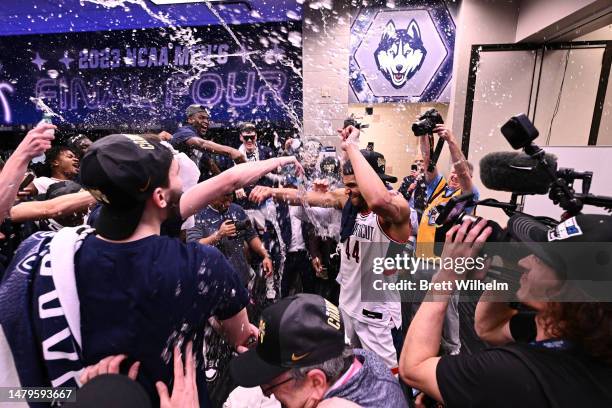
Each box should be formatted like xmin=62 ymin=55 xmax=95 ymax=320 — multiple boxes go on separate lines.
xmin=187 ymin=192 xmax=273 ymax=287
xmin=399 ymin=215 xmax=612 ymax=407
xmin=416 ymin=124 xmax=478 ymax=258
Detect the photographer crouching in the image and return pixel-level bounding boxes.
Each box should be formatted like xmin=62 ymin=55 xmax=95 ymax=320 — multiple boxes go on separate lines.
xmin=399 ymin=215 xmax=612 ymax=407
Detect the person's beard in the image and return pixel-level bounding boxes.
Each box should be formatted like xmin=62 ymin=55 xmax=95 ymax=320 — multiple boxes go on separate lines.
xmin=165 ymin=188 xmax=183 ymax=222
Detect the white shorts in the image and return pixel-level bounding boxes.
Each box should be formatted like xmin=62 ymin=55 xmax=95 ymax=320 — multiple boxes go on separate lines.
xmin=341 ymin=309 xmax=398 ymax=370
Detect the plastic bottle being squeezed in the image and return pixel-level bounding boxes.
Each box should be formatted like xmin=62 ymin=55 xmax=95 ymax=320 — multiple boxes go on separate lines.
xmin=32 ymin=113 xmax=54 ymax=164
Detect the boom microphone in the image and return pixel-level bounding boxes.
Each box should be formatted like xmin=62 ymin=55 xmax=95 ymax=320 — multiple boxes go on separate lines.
xmin=479 ymin=151 xmax=558 ymax=194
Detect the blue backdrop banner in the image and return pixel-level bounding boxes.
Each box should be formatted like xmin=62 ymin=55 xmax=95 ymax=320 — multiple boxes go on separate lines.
xmin=0 ymin=21 xmax=302 ymax=130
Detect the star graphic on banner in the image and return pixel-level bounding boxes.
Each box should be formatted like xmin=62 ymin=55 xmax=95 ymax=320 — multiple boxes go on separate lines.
xmin=263 ymin=43 xmax=285 ymax=64
xmin=238 ymin=45 xmax=252 ymax=63
xmin=270 ymin=43 xmax=285 ymax=61
xmin=59 ymin=52 xmax=75 ymax=70
xmin=32 ymin=52 xmax=47 ymax=70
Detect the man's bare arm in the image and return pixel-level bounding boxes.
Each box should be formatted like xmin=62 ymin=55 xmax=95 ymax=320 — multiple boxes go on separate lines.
xmin=419 ymin=133 xmax=438 ymax=184
xmin=474 ymin=300 xmax=516 ymax=345
xmin=435 ymin=125 xmax=473 ymax=193
xmin=340 ymin=126 xmax=409 ymax=224
xmin=10 ymin=191 xmax=95 ymax=223
xmin=179 ymin=156 xmax=303 ymax=219
xmin=249 ymin=186 xmax=345 ymax=209
xmin=186 ymin=137 xmax=245 ymax=163
xmin=0 ymin=124 xmax=55 ymax=223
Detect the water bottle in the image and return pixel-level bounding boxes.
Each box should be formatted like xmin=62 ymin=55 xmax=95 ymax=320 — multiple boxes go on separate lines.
xmin=32 ymin=113 xmax=54 ymax=164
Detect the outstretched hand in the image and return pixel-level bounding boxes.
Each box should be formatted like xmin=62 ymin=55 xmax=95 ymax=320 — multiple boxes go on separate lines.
xmin=286 ymin=156 xmax=305 ymax=177
xmin=156 ymin=342 xmax=200 ymax=408
xmin=80 ymin=354 xmax=140 ymax=385
xmin=249 ymin=185 xmax=273 ymax=205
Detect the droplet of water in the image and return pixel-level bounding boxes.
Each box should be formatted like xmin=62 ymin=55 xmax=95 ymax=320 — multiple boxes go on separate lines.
xmin=286 ymin=10 xmax=300 ymax=20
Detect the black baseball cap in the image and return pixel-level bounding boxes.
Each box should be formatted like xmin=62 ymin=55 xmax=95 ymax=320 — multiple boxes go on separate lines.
xmin=507 ymin=213 xmax=612 ymax=283
xmin=230 ymin=294 xmax=345 ymax=388
xmin=80 ymin=134 xmax=173 ymax=240
xmin=185 ymin=104 xmax=209 ymax=118
xmin=360 ymin=149 xmax=397 ymax=183
xmin=74 ymin=374 xmax=151 ymax=407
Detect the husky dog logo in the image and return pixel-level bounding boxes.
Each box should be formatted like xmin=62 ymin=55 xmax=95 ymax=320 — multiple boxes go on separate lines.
xmin=375 ymin=19 xmax=427 ymax=89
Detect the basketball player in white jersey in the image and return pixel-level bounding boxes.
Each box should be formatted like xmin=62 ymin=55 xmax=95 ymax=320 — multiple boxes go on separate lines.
xmin=249 ymin=125 xmax=412 ymax=370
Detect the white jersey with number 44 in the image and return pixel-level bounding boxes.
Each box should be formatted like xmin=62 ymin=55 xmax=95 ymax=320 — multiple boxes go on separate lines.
xmin=337 ymin=211 xmax=412 ymax=328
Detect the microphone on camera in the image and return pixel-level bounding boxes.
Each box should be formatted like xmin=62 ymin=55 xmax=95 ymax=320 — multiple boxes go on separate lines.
xmin=479 ymin=151 xmax=558 ymax=194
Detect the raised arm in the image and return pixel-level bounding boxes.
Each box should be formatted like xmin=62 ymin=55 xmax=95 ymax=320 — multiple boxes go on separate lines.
xmin=10 ymin=191 xmax=95 ymax=223
xmin=0 ymin=124 xmax=55 ymax=223
xmin=186 ymin=137 xmax=245 ymax=163
xmin=179 ymin=156 xmax=303 ymax=219
xmin=435 ymin=125 xmax=473 ymax=193
xmin=474 ymin=300 xmax=516 ymax=345
xmin=419 ymin=133 xmax=438 ymax=184
xmin=340 ymin=126 xmax=409 ymax=224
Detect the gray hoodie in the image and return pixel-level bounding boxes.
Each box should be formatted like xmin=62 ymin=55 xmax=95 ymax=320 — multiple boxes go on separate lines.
xmin=324 ymin=349 xmax=408 ymax=408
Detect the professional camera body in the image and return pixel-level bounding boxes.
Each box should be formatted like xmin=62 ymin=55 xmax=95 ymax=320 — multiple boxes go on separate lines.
xmin=343 ymin=113 xmax=369 ymax=130
xmin=411 ymin=108 xmax=444 ymax=136
xmin=223 ymin=215 xmax=252 ymax=240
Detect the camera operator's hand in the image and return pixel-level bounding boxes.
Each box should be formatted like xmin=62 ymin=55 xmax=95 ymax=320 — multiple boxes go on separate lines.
xmin=434 ymin=124 xmax=456 ymax=144
xmin=218 ymin=220 xmax=237 ymax=239
xmin=249 ymin=186 xmax=273 ymax=205
xmin=438 ymin=218 xmax=493 ymax=281
xmin=262 ymin=256 xmax=273 ymax=278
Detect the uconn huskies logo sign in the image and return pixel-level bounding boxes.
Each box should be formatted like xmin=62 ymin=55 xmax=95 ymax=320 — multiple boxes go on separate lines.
xmin=375 ymin=20 xmax=426 ymax=89
xmin=349 ymin=1 xmax=456 ymax=103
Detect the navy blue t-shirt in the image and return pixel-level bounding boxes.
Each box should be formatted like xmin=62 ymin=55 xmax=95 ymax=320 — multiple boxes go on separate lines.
xmin=75 ymin=234 xmax=249 ymax=406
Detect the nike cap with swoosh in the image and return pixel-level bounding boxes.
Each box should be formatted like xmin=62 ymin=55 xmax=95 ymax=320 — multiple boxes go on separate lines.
xmin=230 ymin=294 xmax=345 ymax=388
xmin=80 ymin=134 xmax=173 ymax=240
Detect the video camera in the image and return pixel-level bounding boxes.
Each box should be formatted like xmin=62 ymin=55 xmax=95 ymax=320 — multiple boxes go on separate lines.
xmin=432 ymin=113 xmax=612 ymax=258
xmin=481 ymin=114 xmax=612 ymax=215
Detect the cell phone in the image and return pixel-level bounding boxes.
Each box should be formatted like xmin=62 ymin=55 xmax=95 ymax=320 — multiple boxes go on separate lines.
xmin=19 ymin=172 xmax=35 ymax=191
xmin=411 ymin=164 xmax=418 ymax=171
